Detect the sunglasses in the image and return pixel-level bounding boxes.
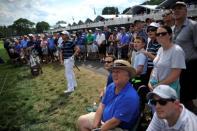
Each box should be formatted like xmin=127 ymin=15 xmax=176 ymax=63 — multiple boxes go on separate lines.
xmin=156 ymin=32 xmax=168 ymax=37
xmin=150 ymin=98 xmax=175 ymax=106
xmin=147 ymin=27 xmax=157 ymax=32
xmin=104 ymin=61 xmax=113 ymax=63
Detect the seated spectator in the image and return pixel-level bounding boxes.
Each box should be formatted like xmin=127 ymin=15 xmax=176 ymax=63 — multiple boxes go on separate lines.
xmin=99 ymin=55 xmax=116 ymax=99
xmin=146 ymin=85 xmax=197 ymax=131
xmin=77 ymin=59 xmax=140 ymax=131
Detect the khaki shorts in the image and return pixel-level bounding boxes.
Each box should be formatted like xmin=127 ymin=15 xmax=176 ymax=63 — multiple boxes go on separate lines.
xmin=84 ymin=112 xmax=128 ymax=131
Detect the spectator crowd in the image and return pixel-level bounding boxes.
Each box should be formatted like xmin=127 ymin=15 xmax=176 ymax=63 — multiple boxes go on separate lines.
xmin=2 ymin=1 xmax=197 ymax=131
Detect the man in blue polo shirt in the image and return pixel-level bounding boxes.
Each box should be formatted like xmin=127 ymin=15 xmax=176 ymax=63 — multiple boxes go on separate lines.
xmin=60 ymin=30 xmax=80 ymax=93
xmin=78 ymin=59 xmax=140 ymax=131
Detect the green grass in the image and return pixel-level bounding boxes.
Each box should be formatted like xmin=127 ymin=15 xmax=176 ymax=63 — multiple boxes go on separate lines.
xmin=0 ymin=41 xmax=106 ymax=131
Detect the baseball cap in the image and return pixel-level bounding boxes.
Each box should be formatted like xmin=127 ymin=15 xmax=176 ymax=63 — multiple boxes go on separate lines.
xmin=147 ymin=22 xmax=160 ymax=32
xmin=148 ymin=22 xmax=160 ymax=28
xmin=172 ymin=1 xmax=187 ymax=9
xmin=147 ymin=85 xmax=178 ymax=100
xmin=120 ymin=27 xmax=126 ymax=30
xmin=61 ymin=30 xmax=70 ymax=36
xmin=95 ymin=28 xmax=101 ymax=31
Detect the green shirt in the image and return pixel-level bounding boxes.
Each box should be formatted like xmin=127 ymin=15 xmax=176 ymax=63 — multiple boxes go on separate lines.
xmin=86 ymin=34 xmax=94 ymax=45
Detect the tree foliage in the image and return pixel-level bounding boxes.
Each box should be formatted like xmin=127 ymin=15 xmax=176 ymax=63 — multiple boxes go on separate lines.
xmin=102 ymin=7 xmax=119 ymax=15
xmin=56 ymin=20 xmax=67 ymax=25
xmin=36 ymin=21 xmax=50 ymax=33
xmin=12 ymin=18 xmax=35 ymax=36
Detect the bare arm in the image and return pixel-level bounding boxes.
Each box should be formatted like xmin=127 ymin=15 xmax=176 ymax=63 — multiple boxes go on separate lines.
xmin=148 ymin=70 xmax=154 ymax=91
xmin=101 ymin=117 xmax=121 ymax=131
xmin=158 ymin=68 xmax=182 ymax=85
xmin=136 ymin=65 xmax=144 ymax=76
xmin=74 ymin=45 xmax=80 ymax=56
xmin=141 ymin=51 xmax=156 ymax=60
xmin=92 ymin=103 xmax=105 ymax=129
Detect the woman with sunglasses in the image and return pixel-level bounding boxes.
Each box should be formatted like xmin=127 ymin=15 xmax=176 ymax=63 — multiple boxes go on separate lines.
xmin=146 ymin=85 xmax=197 ymax=131
xmin=148 ymin=25 xmax=186 ymax=97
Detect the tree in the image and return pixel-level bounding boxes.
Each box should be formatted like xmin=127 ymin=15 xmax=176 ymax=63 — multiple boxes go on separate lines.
xmin=56 ymin=21 xmax=67 ymax=25
xmin=0 ymin=25 xmax=16 ymax=38
xmin=36 ymin=21 xmax=50 ymax=33
xmin=12 ymin=18 xmax=35 ymax=36
xmin=102 ymin=7 xmax=119 ymax=15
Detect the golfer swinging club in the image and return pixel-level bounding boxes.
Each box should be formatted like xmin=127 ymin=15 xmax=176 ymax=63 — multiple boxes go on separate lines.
xmin=60 ymin=30 xmax=80 ymax=93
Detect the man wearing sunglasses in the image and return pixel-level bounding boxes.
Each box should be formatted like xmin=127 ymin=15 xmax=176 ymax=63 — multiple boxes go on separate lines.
xmin=146 ymin=85 xmax=197 ymax=131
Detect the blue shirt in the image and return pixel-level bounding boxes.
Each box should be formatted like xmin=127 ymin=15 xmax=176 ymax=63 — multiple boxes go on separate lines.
xmin=102 ymin=82 xmax=140 ymax=129
xmin=48 ymin=38 xmax=55 ymax=49
xmin=21 ymin=39 xmax=28 ymax=48
xmin=76 ymin=34 xmax=86 ymax=45
xmin=120 ymin=33 xmax=130 ymax=45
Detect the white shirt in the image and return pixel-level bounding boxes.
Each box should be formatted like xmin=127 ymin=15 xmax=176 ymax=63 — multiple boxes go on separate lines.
xmin=146 ymin=104 xmax=197 ymax=131
xmin=96 ymin=33 xmax=105 ymax=45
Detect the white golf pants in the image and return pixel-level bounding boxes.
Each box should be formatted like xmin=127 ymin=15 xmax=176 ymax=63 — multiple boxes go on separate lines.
xmin=64 ymin=57 xmax=77 ymax=91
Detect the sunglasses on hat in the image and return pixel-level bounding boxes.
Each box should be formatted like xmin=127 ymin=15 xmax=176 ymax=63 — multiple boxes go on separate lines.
xmin=150 ymin=98 xmax=175 ymax=106
xmin=147 ymin=27 xmax=157 ymax=32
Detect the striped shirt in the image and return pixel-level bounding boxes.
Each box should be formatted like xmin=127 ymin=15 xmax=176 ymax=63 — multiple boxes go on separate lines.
xmin=61 ymin=40 xmax=75 ymax=59
xmin=146 ymin=40 xmax=161 ymax=68
xmin=146 ymin=104 xmax=197 ymax=131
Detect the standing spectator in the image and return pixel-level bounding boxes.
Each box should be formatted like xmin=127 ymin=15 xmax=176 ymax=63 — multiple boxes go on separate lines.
xmin=95 ymin=28 xmax=106 ymax=62
xmin=108 ymin=28 xmax=118 ymax=56
xmin=60 ymin=31 xmax=80 ymax=93
xmin=117 ymin=27 xmax=130 ymax=59
xmin=77 ymin=59 xmax=139 ymax=131
xmin=133 ymin=20 xmax=148 ymax=44
xmin=76 ymin=30 xmax=86 ymax=62
xmin=86 ymin=30 xmax=94 ymax=58
xmin=48 ymin=34 xmax=56 ymax=62
xmin=57 ymin=33 xmax=63 ymax=63
xmin=132 ymin=36 xmax=148 ymax=86
xmin=26 ymin=35 xmax=36 ymax=60
xmin=172 ymin=1 xmax=197 ymax=113
xmin=40 ymin=36 xmax=48 ymax=63
xmin=147 ymin=85 xmax=197 ymax=131
xmin=142 ymin=22 xmax=161 ymax=85
xmin=103 ymin=26 xmax=111 ymax=55
xmin=148 ymin=25 xmax=186 ymax=97
xmin=131 ymin=20 xmax=148 ymax=66
xmin=162 ymin=9 xmax=175 ymax=28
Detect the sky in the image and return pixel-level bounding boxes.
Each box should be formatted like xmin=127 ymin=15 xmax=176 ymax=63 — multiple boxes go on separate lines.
xmin=0 ymin=0 xmax=145 ymax=26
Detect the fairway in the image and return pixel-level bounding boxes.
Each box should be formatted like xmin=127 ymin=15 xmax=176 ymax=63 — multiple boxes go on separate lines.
xmin=0 ymin=41 xmax=106 ymax=131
